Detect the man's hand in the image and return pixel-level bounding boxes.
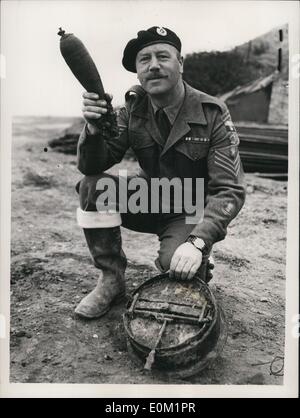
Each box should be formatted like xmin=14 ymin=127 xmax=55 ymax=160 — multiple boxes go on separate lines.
xmin=169 ymin=242 xmax=202 ymax=280
xmin=82 ymin=91 xmax=113 ymax=135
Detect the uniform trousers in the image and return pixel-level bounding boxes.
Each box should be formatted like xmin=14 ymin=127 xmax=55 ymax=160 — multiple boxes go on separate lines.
xmin=76 ymin=173 xmax=212 ymax=281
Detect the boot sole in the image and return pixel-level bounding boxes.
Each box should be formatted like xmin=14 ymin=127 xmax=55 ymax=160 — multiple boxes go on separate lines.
xmin=75 ymin=292 xmax=126 ymax=319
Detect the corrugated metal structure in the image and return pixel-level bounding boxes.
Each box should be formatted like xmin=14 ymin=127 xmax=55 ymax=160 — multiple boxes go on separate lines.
xmin=220 ymin=72 xmax=288 ymax=174
xmin=219 ymin=71 xmax=287 ymax=124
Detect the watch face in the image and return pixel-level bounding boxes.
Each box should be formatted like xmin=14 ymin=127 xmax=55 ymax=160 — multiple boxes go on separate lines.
xmin=193 ymin=238 xmax=205 ymax=250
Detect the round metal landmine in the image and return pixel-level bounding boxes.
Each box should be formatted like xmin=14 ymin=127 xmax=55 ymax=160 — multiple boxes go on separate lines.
xmin=123 ymin=273 xmax=228 ymax=378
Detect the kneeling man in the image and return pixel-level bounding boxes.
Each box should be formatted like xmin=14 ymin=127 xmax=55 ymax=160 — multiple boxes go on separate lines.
xmin=75 ymin=26 xmax=246 ymax=319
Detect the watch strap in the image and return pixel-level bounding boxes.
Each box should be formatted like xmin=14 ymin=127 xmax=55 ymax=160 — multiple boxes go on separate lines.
xmin=187 ymin=236 xmax=209 ymax=254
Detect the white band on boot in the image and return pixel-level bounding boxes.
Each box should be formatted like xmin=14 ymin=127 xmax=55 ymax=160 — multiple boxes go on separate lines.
xmin=76 ymin=208 xmax=122 ymax=228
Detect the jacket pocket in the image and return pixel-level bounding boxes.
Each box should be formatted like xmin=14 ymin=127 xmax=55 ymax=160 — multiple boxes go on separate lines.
xmin=129 ymin=130 xmax=156 ymax=150
xmin=129 ymin=130 xmax=158 ymax=175
xmin=175 ymin=141 xmax=210 ymax=161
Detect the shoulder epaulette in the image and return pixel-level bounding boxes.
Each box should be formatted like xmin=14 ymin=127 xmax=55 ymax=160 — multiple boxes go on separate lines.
xmin=125 ymin=85 xmax=146 ymax=102
xmin=124 ymin=85 xmax=146 ymax=113
xmin=199 ymin=92 xmax=228 ymax=114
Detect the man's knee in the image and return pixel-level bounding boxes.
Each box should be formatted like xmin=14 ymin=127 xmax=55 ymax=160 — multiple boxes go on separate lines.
xmin=76 ymin=174 xmax=122 ymax=229
xmin=77 ymin=174 xmax=115 ymax=211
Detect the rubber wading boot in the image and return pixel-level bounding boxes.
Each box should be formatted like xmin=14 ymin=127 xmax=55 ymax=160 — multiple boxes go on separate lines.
xmin=75 ymin=226 xmax=127 ymax=319
xmin=75 ymin=270 xmax=126 ymax=319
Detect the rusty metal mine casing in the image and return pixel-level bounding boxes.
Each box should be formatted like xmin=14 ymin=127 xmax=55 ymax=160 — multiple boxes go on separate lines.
xmin=123 ymin=274 xmax=228 ymax=379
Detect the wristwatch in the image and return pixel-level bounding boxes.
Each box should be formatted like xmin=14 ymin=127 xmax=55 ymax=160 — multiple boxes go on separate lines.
xmin=188 ymin=236 xmax=208 ymax=254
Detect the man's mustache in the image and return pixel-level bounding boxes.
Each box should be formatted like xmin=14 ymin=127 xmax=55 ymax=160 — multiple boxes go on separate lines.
xmin=146 ymin=74 xmax=167 ymax=80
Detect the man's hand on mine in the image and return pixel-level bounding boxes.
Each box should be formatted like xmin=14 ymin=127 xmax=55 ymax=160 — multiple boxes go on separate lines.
xmin=169 ymin=242 xmax=202 ymax=281
xmin=82 ymin=91 xmax=113 ymax=134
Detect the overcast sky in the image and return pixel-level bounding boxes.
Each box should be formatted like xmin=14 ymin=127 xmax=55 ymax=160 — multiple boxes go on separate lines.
xmin=1 ymin=0 xmax=298 ymax=116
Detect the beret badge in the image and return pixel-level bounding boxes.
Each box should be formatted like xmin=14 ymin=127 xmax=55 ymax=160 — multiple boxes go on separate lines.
xmin=156 ymin=27 xmax=167 ymax=36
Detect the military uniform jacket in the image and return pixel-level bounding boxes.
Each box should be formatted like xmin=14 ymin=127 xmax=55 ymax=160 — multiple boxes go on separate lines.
xmin=77 ymin=81 xmax=246 ymax=248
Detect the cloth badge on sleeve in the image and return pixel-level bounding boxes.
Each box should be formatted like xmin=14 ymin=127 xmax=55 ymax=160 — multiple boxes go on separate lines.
xmin=222 ymin=202 xmax=235 ymax=216
xmin=225 ymin=120 xmax=236 ymax=132
xmin=229 ymin=132 xmax=239 ymax=145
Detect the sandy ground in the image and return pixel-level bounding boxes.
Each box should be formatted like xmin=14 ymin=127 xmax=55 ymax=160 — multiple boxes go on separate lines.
xmin=10 ymin=116 xmax=287 ymax=385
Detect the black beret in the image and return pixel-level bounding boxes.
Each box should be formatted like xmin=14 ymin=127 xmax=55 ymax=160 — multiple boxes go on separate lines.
xmin=122 ymin=26 xmax=181 ymax=73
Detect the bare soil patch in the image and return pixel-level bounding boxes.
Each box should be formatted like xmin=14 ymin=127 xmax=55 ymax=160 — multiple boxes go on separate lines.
xmin=10 ymin=117 xmax=286 ymax=384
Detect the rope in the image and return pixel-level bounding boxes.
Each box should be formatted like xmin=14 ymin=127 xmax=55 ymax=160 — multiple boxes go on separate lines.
xmin=251 ymin=355 xmax=284 ymax=377
xmin=269 ymin=356 xmax=284 ymax=376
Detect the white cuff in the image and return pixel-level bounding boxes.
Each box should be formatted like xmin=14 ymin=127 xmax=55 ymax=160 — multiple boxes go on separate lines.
xmin=76 ymin=208 xmax=122 ymax=228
